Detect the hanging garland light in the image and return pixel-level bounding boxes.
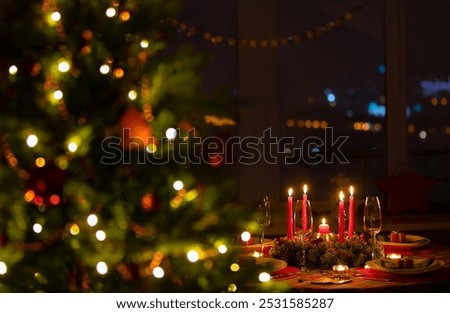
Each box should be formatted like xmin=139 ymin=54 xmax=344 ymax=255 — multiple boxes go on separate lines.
xmin=166 ymin=0 xmax=369 ymax=48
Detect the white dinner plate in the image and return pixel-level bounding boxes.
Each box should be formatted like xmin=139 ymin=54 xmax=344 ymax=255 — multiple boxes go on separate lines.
xmin=378 ymin=234 xmax=430 ymax=249
xmin=254 ymin=257 xmax=287 ymax=272
xmin=366 ymin=259 xmax=445 ymax=275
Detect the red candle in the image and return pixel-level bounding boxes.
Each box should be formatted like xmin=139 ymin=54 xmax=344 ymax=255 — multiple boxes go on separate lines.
xmin=287 ymin=188 xmax=294 ymax=239
xmin=318 ymin=218 xmax=330 ymax=234
xmin=348 ymin=186 xmax=355 ymax=237
xmin=302 ymin=184 xmax=308 ymax=231
xmin=338 ymin=191 xmax=345 ymax=243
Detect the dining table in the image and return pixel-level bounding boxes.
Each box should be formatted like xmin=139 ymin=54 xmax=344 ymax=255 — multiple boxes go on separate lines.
xmin=246 ymin=234 xmax=450 ymax=292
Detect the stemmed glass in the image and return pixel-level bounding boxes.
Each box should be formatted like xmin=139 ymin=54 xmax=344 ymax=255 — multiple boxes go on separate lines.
xmin=254 ymin=195 xmax=271 ymax=250
xmin=294 ymin=199 xmax=313 ymax=270
xmin=363 ymin=196 xmax=382 ymax=259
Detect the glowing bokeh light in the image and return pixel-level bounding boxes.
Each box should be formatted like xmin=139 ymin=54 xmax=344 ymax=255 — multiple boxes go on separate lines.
xmin=26 ymin=134 xmax=38 ymax=148
xmin=87 ymin=214 xmax=98 ymax=227
xmin=165 ymin=128 xmax=177 ymax=140
xmin=173 ymin=180 xmax=184 ymax=191
xmin=0 ymin=262 xmax=7 ymax=275
xmin=152 ymin=267 xmax=164 ymax=278
xmin=187 ymin=250 xmax=199 ymax=262
xmin=96 ymin=261 xmax=108 ymax=275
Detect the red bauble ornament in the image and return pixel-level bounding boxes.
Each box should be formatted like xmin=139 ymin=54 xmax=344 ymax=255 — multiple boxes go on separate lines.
xmin=120 ymin=107 xmax=157 ymax=150
xmin=25 ymin=163 xmax=67 ymax=206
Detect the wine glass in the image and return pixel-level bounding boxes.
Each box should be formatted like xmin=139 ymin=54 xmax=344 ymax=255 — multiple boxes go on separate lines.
xmin=294 ymin=199 xmax=313 ymax=270
xmin=254 ymin=195 xmax=271 ymax=248
xmin=363 ymin=196 xmax=382 ymax=258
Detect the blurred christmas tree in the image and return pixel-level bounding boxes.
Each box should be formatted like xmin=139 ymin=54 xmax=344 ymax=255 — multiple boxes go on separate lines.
xmin=0 ymin=0 xmax=276 ymax=292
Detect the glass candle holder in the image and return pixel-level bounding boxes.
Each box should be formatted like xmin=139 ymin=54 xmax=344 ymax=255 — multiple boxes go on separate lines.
xmin=332 ymin=264 xmax=350 ymax=279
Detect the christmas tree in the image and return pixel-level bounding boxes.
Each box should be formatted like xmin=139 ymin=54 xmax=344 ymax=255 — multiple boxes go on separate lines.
xmin=0 ymin=0 xmax=278 ymax=292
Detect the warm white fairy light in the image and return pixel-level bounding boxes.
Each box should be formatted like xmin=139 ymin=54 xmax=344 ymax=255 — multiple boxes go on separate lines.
xmin=51 ymin=11 xmax=61 ymax=22
xmin=33 ymin=223 xmax=43 ymax=234
xmin=152 ymin=267 xmax=164 ymax=278
xmin=127 ymin=90 xmax=138 ymax=100
xmin=96 ymin=230 xmax=106 ymax=241
xmin=9 ymin=65 xmax=18 ymax=75
xmin=173 ymin=180 xmax=184 ymax=191
xmin=140 ymin=39 xmax=150 ymax=48
xmin=227 ymin=283 xmax=237 ymax=292
xmin=218 ymin=245 xmax=227 ymax=254
xmin=230 ymin=263 xmax=240 ymax=272
xmin=35 ymin=157 xmax=46 ymax=168
xmin=240 ymin=231 xmax=251 ymax=242
xmin=68 ymin=142 xmax=78 ymax=152
xmin=87 ymin=214 xmax=98 ymax=227
xmin=57 ymin=60 xmax=70 ymax=73
xmin=26 ymin=134 xmax=38 ymax=148
xmin=99 ymin=64 xmax=111 ymax=74
xmin=146 ymin=143 xmax=157 ymax=154
xmin=187 ymin=250 xmax=199 ymax=262
xmin=165 ymin=127 xmax=177 ymax=140
xmin=258 ymin=272 xmax=271 ymax=282
xmin=106 ymin=7 xmax=117 ymax=18
xmin=69 ymin=224 xmax=80 ymax=235
xmin=0 ymin=262 xmax=7 ymax=275
xmin=53 ymin=90 xmax=63 ymax=100
xmin=96 ymin=261 xmax=108 ymax=275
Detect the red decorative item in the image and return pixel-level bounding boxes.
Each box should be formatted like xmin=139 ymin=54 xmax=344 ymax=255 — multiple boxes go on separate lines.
xmin=25 ymin=163 xmax=67 ymax=207
xmin=120 ymin=107 xmax=156 ymax=150
xmin=376 ymin=167 xmax=437 ymax=215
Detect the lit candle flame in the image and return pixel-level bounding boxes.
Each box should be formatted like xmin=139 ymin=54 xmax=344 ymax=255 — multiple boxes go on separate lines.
xmin=339 ymin=191 xmax=344 ymax=201
xmin=350 ymin=185 xmax=354 ymax=196
xmin=288 ymin=188 xmax=293 ymax=196
xmin=321 ymin=218 xmax=327 ymax=224
xmin=303 ymin=184 xmax=308 ymax=194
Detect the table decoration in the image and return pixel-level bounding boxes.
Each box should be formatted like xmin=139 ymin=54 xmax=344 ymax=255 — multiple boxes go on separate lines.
xmin=333 ymin=264 xmax=350 ymax=279
xmin=287 ymin=188 xmax=294 ymax=239
xmin=270 ymin=233 xmax=384 ymax=270
xmin=377 ymin=234 xmax=430 ymax=250
xmin=302 ymin=184 xmax=308 ymax=232
xmin=348 ymin=186 xmax=355 ymax=237
xmin=365 ymin=258 xmax=445 ymax=275
xmin=338 ymin=191 xmax=345 ymax=243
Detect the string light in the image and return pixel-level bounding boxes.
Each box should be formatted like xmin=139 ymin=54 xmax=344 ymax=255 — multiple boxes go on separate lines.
xmin=165 ymin=127 xmax=177 ymax=140
xmin=106 ymin=7 xmax=117 ymax=18
xmin=128 ymin=90 xmax=138 ymax=100
xmin=167 ymin=0 xmax=368 ymax=48
xmin=0 ymin=262 xmax=7 ymax=275
xmin=67 ymin=141 xmax=78 ymax=152
xmin=57 ymin=60 xmax=70 ymax=73
xmin=217 ymin=245 xmax=227 ymax=254
xmin=96 ymin=230 xmax=106 ymax=241
xmin=240 ymin=231 xmax=251 ymax=242
xmin=35 ymin=157 xmax=46 ymax=168
xmin=87 ymin=214 xmax=98 ymax=227
xmin=99 ymin=64 xmax=111 ymax=74
xmin=172 ymin=180 xmax=184 ymax=191
xmin=33 ymin=223 xmax=43 ymax=234
xmin=8 ymin=65 xmax=18 ymax=75
xmin=258 ymin=272 xmax=271 ymax=282
xmin=140 ymin=39 xmax=150 ymax=48
xmin=53 ymin=90 xmax=63 ymax=100
xmin=96 ymin=261 xmax=108 ymax=275
xmin=26 ymin=134 xmax=38 ymax=148
xmin=50 ymin=11 xmax=61 ymax=22
xmin=187 ymin=250 xmax=199 ymax=262
xmin=152 ymin=267 xmax=164 ymax=278
xmin=230 ymin=263 xmax=240 ymax=272
xmin=69 ymin=224 xmax=80 ymax=235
